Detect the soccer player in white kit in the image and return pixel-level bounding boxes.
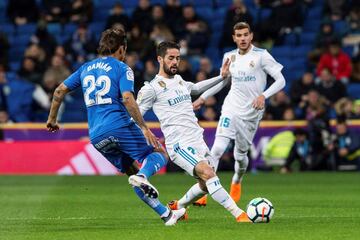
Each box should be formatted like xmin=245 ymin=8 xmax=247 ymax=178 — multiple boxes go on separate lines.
xmin=137 ymin=41 xmax=251 ymax=222
xmin=192 ymin=22 xmax=286 ymax=206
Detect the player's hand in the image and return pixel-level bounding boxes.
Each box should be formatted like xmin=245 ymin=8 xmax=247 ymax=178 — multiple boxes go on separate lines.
xmin=252 ymin=95 xmax=265 ymax=110
xmin=142 ymin=128 xmax=162 ymax=151
xmin=339 ymin=148 xmax=348 ymax=157
xmin=46 ymin=119 xmax=60 ymax=132
xmin=193 ymin=97 xmax=205 ymax=110
xmin=220 ymin=58 xmax=231 ymax=78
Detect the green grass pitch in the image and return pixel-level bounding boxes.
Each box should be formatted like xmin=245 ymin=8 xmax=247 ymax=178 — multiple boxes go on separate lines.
xmin=0 ymin=172 xmax=359 ymax=240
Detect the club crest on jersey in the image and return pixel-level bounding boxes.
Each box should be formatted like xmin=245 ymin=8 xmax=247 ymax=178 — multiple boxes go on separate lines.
xmin=158 ymin=81 xmax=167 ymax=90
xmin=249 ymin=60 xmax=255 ymax=68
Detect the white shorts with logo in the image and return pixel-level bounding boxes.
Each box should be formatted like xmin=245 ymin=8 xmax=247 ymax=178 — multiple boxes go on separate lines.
xmin=166 ymin=138 xmax=213 ymax=176
xmin=216 ymin=111 xmax=263 ymax=152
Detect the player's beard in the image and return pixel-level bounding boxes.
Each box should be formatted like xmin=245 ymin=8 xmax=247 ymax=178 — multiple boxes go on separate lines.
xmin=163 ymin=64 xmax=178 ymax=77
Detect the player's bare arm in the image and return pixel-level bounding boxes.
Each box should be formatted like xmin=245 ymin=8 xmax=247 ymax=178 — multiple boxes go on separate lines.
xmin=46 ymin=83 xmax=70 ymax=132
xmin=192 ymin=58 xmax=231 ymax=110
xmin=122 ymin=91 xmax=160 ymax=150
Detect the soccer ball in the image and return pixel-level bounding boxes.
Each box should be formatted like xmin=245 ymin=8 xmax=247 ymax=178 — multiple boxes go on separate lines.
xmin=246 ymin=197 xmax=274 ymax=223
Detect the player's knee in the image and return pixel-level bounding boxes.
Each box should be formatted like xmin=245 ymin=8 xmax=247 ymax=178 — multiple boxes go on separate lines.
xmin=234 ymin=149 xmax=248 ymax=162
xmin=195 ymin=162 xmax=216 ymax=181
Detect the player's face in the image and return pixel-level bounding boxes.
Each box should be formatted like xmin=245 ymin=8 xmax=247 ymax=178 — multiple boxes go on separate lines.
xmin=233 ymin=28 xmax=253 ymax=52
xmin=161 ymin=48 xmax=180 ymax=76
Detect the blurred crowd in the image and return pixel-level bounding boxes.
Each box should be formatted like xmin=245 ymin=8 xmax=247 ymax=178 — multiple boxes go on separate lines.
xmin=0 ymin=0 xmax=359 ymax=171
xmin=0 ymin=0 xmax=359 ymax=124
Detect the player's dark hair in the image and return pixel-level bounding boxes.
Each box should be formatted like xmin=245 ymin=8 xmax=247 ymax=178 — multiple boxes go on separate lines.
xmin=156 ymin=41 xmax=180 ymax=57
xmin=233 ymin=22 xmax=252 ymax=34
xmin=97 ymin=28 xmax=127 ymax=56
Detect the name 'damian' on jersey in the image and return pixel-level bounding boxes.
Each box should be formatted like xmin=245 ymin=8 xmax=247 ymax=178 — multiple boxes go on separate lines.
xmin=87 ymin=62 xmax=112 ymax=72
xmin=168 ymin=94 xmax=192 ymax=106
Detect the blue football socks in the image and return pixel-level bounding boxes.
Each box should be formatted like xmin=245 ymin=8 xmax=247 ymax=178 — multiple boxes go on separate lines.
xmin=133 ymin=186 xmax=169 ymax=217
xmin=138 ymin=152 xmax=167 ymax=179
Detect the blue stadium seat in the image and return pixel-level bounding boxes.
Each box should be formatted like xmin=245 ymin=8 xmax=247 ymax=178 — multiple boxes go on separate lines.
xmin=271 ymin=46 xmax=292 ymax=58
xmin=300 ymin=32 xmax=316 ymax=45
xmin=182 ymin=0 xmax=212 ymax=7
xmin=333 ymin=20 xmax=349 ymax=36
xmin=290 ymin=45 xmax=311 ymax=57
xmin=195 ymin=7 xmax=213 ymax=22
xmin=16 ymin=24 xmax=37 ymax=35
xmin=1 ymin=23 xmax=15 ymax=35
xmin=303 ymin=19 xmax=321 ymax=32
xmin=9 ymin=62 xmax=21 ymax=72
xmin=284 ymin=33 xmax=297 ymax=46
xmin=93 ymin=8 xmax=110 ymax=21
xmin=64 ymin=23 xmax=78 ymax=36
xmin=47 ymin=23 xmax=61 ymax=35
xmin=150 ymin=0 xmax=166 ymax=5
xmin=89 ymin=22 xmax=105 ymax=35
xmin=122 ymin=0 xmax=140 ymax=8
xmin=307 ymin=6 xmax=322 ymax=18
xmin=9 ymin=34 xmax=30 ymax=47
xmin=348 ymin=84 xmax=360 ymax=99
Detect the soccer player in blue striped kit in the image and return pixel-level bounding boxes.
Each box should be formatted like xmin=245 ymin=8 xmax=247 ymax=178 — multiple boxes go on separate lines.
xmin=46 ymin=28 xmax=186 ymax=226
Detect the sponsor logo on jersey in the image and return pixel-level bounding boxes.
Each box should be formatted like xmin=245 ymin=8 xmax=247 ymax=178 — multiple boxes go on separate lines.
xmin=168 ymin=94 xmax=191 ymax=106
xmin=234 ymin=71 xmax=256 ymax=82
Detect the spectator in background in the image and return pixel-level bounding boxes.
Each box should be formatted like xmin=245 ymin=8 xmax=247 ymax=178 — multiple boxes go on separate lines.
xmin=105 ymin=3 xmax=131 ymax=31
xmin=199 ymin=57 xmax=218 ymax=78
xmin=132 ymin=0 xmax=153 ymax=34
xmin=198 ymin=107 xmax=218 ymax=121
xmin=127 ymin=25 xmax=155 ymax=62
xmin=308 ymin=22 xmax=339 ymax=66
xmin=7 ymin=0 xmax=39 ymax=25
xmin=18 ymin=57 xmax=43 ymax=85
xmin=24 ymin=43 xmax=47 ymax=72
xmin=164 ymin=0 xmax=183 ymax=35
xmin=69 ymin=0 xmax=93 ymax=24
xmin=149 ymin=24 xmax=175 ymax=45
xmin=45 ymin=54 xmax=71 ymax=85
xmin=296 ymin=89 xmax=329 ymax=119
xmin=315 ymin=68 xmax=347 ymax=105
xmin=150 ymin=5 xmax=168 ymax=29
xmin=143 ymin=60 xmax=158 ymax=82
xmin=264 ymin=90 xmax=292 ymax=120
xmin=42 ymin=0 xmax=71 ymax=23
xmin=177 ymin=5 xmax=210 ymax=55
xmin=0 ymin=32 xmax=10 ymax=71
xmin=30 ymin=21 xmax=58 ymax=59
xmin=177 ymin=58 xmax=193 ymax=82
xmin=283 ymin=107 xmax=296 ymax=121
xmin=328 ymin=118 xmax=360 ymax=170
xmin=220 ymin=0 xmax=253 ymax=50
xmin=323 ymin=0 xmax=349 ymax=21
xmin=65 ymin=23 xmax=97 ymax=64
xmin=290 ymin=72 xmax=316 ymax=107
xmin=0 ymin=70 xmax=9 ymax=124
xmin=334 ymin=97 xmax=360 ymax=120
xmin=257 ymin=0 xmax=303 ymax=45
xmin=125 ymin=52 xmax=144 ymax=95
xmin=316 ymin=39 xmax=352 ymax=84
xmin=342 ymin=6 xmax=360 ymax=49
xmin=280 ymin=128 xmax=311 ymax=173
xmin=351 ymin=54 xmax=360 ymax=82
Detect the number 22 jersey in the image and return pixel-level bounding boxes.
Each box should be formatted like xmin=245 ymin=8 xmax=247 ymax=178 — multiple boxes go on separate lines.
xmin=63 ymin=56 xmax=135 ymax=140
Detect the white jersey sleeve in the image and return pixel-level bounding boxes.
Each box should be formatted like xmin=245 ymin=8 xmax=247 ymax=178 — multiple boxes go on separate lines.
xmin=136 ymin=82 xmax=156 ymax=116
xmin=261 ymin=50 xmax=283 ymax=76
xmin=261 ymin=50 xmax=286 ymax=99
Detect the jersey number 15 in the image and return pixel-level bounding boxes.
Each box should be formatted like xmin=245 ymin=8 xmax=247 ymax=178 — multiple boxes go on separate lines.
xmin=83 ymin=75 xmax=112 ymax=106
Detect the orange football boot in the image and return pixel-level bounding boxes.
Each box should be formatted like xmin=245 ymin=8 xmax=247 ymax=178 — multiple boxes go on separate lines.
xmin=192 ymin=195 xmax=207 ymax=207
xmin=236 ymin=212 xmax=252 ymax=223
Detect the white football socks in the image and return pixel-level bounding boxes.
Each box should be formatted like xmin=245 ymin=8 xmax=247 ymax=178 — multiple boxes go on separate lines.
xmin=206 ymin=176 xmax=243 ymax=218
xmin=177 ymin=183 xmax=207 ymax=208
